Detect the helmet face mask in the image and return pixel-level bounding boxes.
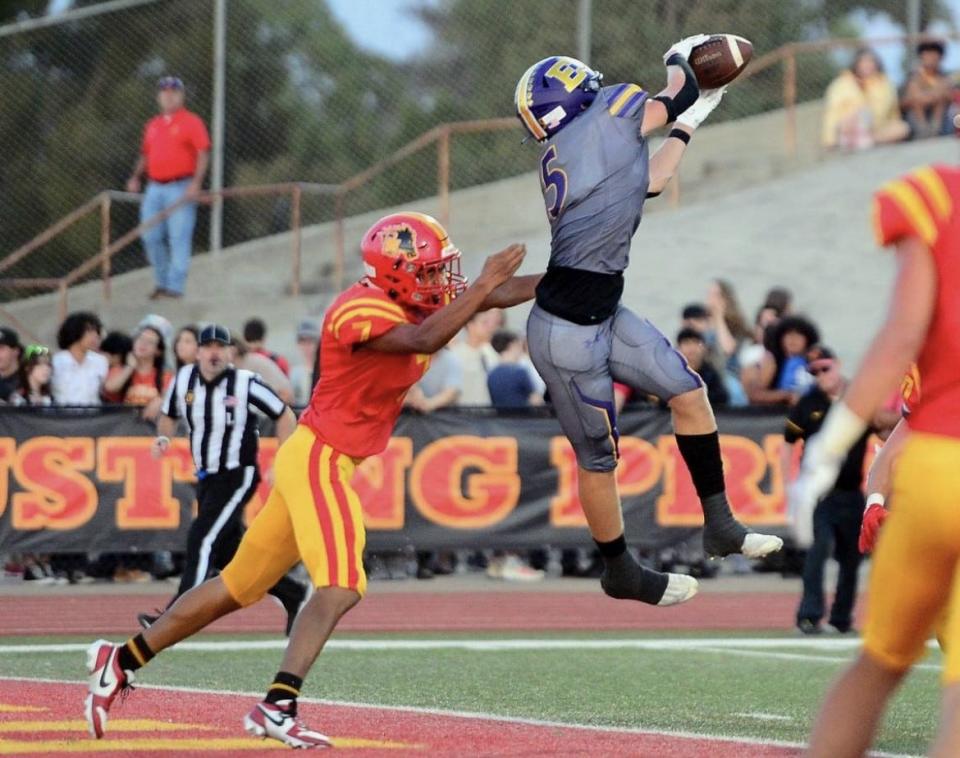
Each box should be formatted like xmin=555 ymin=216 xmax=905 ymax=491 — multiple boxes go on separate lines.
xmin=412 ymin=254 xmax=467 ymax=310
xmin=515 ymin=56 xmax=602 ymax=141
xmin=361 ymin=213 xmax=467 ymax=313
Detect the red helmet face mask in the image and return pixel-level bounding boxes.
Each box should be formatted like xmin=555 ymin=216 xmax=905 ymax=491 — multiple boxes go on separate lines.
xmin=361 ymin=212 xmax=467 ymax=312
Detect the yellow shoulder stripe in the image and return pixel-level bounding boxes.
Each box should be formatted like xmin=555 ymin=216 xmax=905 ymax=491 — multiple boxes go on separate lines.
xmin=609 ymin=84 xmax=643 ymax=116
xmin=332 ymin=307 xmax=406 ymax=339
xmin=911 ymin=166 xmax=952 ymax=222
xmin=880 ymin=179 xmax=937 ymax=246
xmin=329 ymin=297 xmax=404 ymax=325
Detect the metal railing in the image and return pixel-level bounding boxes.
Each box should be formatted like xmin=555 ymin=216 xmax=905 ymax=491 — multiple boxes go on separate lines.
xmin=740 ymin=32 xmax=960 ymax=155
xmin=4 ymin=31 xmax=958 ymax=325
xmin=0 ymin=118 xmax=522 ymax=321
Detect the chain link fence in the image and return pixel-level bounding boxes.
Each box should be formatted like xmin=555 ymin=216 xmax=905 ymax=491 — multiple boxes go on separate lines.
xmin=0 ymin=0 xmax=957 ymax=311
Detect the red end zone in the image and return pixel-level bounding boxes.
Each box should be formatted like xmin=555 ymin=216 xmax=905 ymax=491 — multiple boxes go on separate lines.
xmin=0 ymin=679 xmax=803 ymax=757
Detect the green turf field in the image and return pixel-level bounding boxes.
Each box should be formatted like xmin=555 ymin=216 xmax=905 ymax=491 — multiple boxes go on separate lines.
xmin=0 ymin=631 xmax=940 ymax=755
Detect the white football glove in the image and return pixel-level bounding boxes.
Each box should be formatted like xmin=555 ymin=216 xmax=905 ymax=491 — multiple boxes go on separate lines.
xmin=676 ymin=87 xmax=726 ymax=129
xmin=788 ymin=435 xmax=843 ymax=549
xmin=663 ymin=34 xmax=711 ymax=64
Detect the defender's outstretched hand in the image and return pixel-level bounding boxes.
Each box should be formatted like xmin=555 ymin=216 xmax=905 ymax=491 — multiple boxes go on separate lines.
xmin=478 ymin=244 xmax=526 ymax=290
xmin=858 ymin=502 xmax=889 ymax=554
xmin=677 ymin=86 xmax=726 ymax=129
xmin=788 ymin=435 xmax=844 ymax=548
xmin=663 ymin=34 xmax=710 ymax=63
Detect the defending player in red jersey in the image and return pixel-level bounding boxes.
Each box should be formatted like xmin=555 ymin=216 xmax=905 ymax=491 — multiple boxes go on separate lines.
xmin=83 ymin=212 xmax=537 ymax=748
xmin=790 ymin=164 xmax=960 ymax=757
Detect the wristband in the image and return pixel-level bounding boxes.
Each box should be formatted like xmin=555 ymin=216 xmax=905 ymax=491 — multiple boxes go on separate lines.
xmin=866 ymin=493 xmax=885 ymax=509
xmin=668 ymin=128 xmax=691 ymax=145
xmin=819 ymin=401 xmax=868 ymax=459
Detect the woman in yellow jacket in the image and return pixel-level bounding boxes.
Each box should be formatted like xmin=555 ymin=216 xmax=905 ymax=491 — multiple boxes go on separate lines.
xmin=822 ymin=48 xmax=909 ymax=150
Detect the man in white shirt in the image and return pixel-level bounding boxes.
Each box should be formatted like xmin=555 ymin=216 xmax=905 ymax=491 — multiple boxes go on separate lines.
xmin=406 ymin=344 xmax=462 ymax=412
xmin=450 ymin=310 xmax=500 ymax=405
xmin=52 ymin=312 xmax=108 ymax=405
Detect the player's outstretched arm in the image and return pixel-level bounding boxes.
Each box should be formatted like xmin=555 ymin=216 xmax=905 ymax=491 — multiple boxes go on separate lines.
xmin=480 ymin=273 xmax=543 ymax=310
xmin=640 ymin=34 xmax=706 ymax=137
xmin=865 ymin=417 xmax=908 ymax=502
xmin=791 ymin=236 xmax=935 ymax=528
xmin=365 ymin=244 xmax=526 ymax=355
xmin=647 ymin=125 xmax=691 ymax=196
xmin=647 ymin=87 xmax=726 ymax=195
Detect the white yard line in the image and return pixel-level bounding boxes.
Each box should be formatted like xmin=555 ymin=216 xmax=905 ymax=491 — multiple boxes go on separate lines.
xmin=0 ymin=636 xmax=938 ymax=654
xmin=0 ymin=674 xmax=917 ymax=757
xmin=694 ymin=646 xmax=941 ymax=673
xmin=735 ymin=712 xmax=794 ymax=722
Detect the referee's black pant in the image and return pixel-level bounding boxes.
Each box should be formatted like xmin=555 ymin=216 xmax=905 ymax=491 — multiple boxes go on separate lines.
xmin=796 ymin=489 xmax=865 ymax=633
xmin=174 ymin=465 xmax=305 ymax=611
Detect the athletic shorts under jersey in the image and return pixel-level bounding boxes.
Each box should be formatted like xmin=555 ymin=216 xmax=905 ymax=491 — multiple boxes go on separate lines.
xmin=541 ymin=83 xmax=650 ymax=275
xmin=527 ymin=304 xmax=700 ymax=472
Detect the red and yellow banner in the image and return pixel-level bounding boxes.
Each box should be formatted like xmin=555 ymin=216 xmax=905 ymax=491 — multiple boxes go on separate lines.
xmin=0 ymin=407 xmax=843 ymax=553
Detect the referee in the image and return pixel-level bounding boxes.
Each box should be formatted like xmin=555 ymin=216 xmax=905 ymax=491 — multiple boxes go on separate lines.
xmin=142 ymin=324 xmax=307 ymax=633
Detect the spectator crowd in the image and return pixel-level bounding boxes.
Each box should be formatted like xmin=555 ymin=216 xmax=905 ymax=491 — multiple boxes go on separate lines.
xmin=822 ymin=39 xmax=960 ymax=151
xmin=0 ymin=274 xmax=845 ymax=589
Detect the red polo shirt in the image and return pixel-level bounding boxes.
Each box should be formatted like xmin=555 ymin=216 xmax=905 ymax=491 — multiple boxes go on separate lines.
xmin=142 ymin=108 xmax=210 ymax=182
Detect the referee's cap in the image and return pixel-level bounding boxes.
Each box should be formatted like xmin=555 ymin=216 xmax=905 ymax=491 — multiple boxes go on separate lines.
xmin=199 ymin=324 xmax=231 ymax=346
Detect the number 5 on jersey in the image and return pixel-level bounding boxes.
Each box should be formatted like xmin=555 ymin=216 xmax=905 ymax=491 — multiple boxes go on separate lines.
xmin=540 ymin=145 xmax=567 ymax=220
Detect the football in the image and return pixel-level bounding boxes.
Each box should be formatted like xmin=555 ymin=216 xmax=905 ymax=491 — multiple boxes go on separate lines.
xmin=689 ymin=34 xmax=753 ymax=89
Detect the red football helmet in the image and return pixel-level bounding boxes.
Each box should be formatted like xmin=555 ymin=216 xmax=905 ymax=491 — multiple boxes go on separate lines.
xmin=361 ymin=212 xmax=467 ymax=311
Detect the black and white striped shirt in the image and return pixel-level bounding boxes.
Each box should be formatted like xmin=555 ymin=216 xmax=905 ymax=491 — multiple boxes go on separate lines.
xmin=162 ymin=364 xmax=287 ymax=476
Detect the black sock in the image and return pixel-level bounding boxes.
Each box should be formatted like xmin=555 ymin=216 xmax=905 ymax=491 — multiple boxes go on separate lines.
xmin=594 ymin=534 xmax=627 ymax=561
xmin=675 ymin=432 xmax=746 ymax=553
xmin=600 ymin=551 xmax=669 ymax=605
xmin=117 ymin=633 xmax=154 ymax=672
xmin=265 ymin=671 xmax=303 ymax=707
xmin=674 ymin=431 xmax=726 ymax=498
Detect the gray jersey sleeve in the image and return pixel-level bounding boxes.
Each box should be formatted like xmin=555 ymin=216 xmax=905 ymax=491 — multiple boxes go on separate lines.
xmin=541 ymin=84 xmax=651 ymax=275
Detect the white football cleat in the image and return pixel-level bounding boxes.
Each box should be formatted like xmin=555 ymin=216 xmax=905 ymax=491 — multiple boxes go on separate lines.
xmin=84 ymin=640 xmax=134 ymax=739
xmin=739 ymin=532 xmax=784 ymax=559
xmin=244 ymin=700 xmax=331 ymax=749
xmin=657 ymin=574 xmax=699 ymax=606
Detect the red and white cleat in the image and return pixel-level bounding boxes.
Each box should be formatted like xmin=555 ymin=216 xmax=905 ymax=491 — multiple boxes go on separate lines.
xmin=83 ymin=640 xmax=134 ymax=739
xmin=244 ymin=700 xmax=331 ymax=749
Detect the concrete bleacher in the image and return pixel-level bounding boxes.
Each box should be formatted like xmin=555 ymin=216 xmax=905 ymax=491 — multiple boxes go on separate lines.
xmin=6 ymin=104 xmax=953 ymax=367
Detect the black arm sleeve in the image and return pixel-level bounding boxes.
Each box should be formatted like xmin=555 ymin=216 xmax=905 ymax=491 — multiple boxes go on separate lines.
xmin=652 ymin=54 xmax=700 ymax=122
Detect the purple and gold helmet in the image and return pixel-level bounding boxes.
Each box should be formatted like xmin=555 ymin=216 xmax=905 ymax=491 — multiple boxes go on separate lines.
xmin=514 ymin=56 xmax=602 ymax=142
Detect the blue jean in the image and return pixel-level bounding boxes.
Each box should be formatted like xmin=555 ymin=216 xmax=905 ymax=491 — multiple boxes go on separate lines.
xmin=141 ymin=179 xmax=197 ymax=294
xmin=796 ymin=489 xmax=864 ymax=632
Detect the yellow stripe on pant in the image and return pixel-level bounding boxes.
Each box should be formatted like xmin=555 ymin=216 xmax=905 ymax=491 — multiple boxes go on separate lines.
xmin=220 ymin=425 xmax=367 ymax=607
xmin=863 ymin=432 xmax=960 ymax=680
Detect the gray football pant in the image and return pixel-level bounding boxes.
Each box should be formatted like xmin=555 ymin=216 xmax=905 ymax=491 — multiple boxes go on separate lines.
xmin=527 ymin=303 xmax=702 ymax=472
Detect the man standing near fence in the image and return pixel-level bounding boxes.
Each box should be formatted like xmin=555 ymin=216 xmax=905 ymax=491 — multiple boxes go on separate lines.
xmin=126 ymin=76 xmax=210 ymax=300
